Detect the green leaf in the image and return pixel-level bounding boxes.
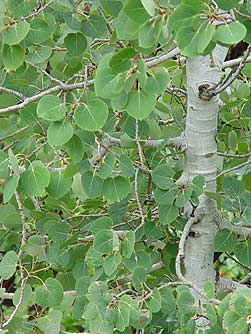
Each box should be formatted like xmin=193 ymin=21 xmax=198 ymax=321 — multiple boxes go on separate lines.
xmin=154 ymin=187 xmax=178 ymax=205
xmin=110 ymin=47 xmax=135 ymax=74
xmin=216 ymin=0 xmax=240 ymax=10
xmin=176 ymin=21 xmax=215 ymax=56
xmin=115 ymin=10 xmax=142 ymax=40
xmin=223 ymin=311 xmax=248 ymax=334
xmin=235 ymin=241 xmax=251 ymax=266
xmin=145 ymin=68 xmax=170 ymax=94
xmin=0 ymin=204 xmax=21 ymax=227
xmin=47 ymin=172 xmax=72 ymax=199
xmin=90 ymin=217 xmax=113 ymax=234
xmin=8 ymin=148 xmax=19 ymax=176
xmin=27 ymin=18 xmax=51 ymax=43
xmin=168 ymin=2 xmax=206 ymax=32
xmin=121 ymin=231 xmax=135 ymax=258
xmin=214 ymin=228 xmax=238 ymax=252
xmin=3 ymin=21 xmax=30 ymax=45
xmin=47 ymin=120 xmax=73 ymax=146
xmin=116 ymin=301 xmax=130 ymax=331
xmin=228 ymin=130 xmax=238 ymax=152
xmin=7 ymin=0 xmax=36 ymax=16
xmin=82 ymin=171 xmax=103 ymax=198
xmin=26 ymin=46 xmax=52 ymax=64
xmin=0 ymin=251 xmax=18 ymax=280
xmin=3 ymin=175 xmax=19 ymax=203
xmin=95 ymin=66 xmax=125 ymax=99
xmin=35 ymin=278 xmax=64 ymax=307
xmin=103 ymin=176 xmax=131 ymax=202
xmin=66 ymin=134 xmax=84 ymax=163
xmin=126 ymin=90 xmax=156 ymax=120
xmin=74 ymin=99 xmax=109 ymax=131
xmin=204 ymin=281 xmax=215 ymax=299
xmin=93 ymin=230 xmax=113 ymax=254
xmin=100 ymin=0 xmax=122 ymax=17
xmin=37 ymin=95 xmax=67 ymax=121
xmin=124 ymin=0 xmax=149 ymax=24
xmin=132 ymin=266 xmax=147 ymax=290
xmin=3 ymin=44 xmax=25 ymax=70
xmin=148 ymin=287 xmax=161 ymax=313
xmin=214 ymin=22 xmax=247 ymax=45
xmin=159 ymin=204 xmax=179 ymax=224
xmin=222 ymin=176 xmax=245 ymax=198
xmin=64 ymin=32 xmax=87 ymax=55
xmin=20 ymin=164 xmax=50 ymax=196
xmin=119 ymin=154 xmax=135 ymax=177
xmin=103 ymin=252 xmax=122 ymax=275
xmin=81 ymin=14 xmax=106 ymax=38
xmin=175 ymin=187 xmax=193 ymax=208
xmin=37 ymin=309 xmax=62 ymax=334
xmin=98 ymin=153 xmax=116 ymax=179
xmin=160 ymin=288 xmax=176 ymax=314
xmin=152 ymin=164 xmax=175 ymax=190
xmin=140 ymin=0 xmax=155 ymax=16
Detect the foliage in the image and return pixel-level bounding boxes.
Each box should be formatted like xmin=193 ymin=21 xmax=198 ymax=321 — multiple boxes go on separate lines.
xmin=0 ymin=1 xmax=251 ymax=334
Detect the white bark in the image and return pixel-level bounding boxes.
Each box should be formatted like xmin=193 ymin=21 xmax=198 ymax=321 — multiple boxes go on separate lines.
xmin=180 ymin=47 xmax=228 ymax=292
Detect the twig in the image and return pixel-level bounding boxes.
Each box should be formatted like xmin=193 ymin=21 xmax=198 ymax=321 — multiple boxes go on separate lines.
xmin=175 ymin=218 xmax=220 ymax=305
xmin=217 ymin=152 xmax=250 ymax=158
xmin=134 ymin=120 xmax=145 ymax=232
xmin=26 ymin=61 xmax=64 ymax=86
xmin=223 ymin=55 xmax=251 ymax=69
xmin=0 ymin=86 xmax=26 ymax=100
xmin=145 ymin=47 xmax=180 ymax=68
xmin=0 ymin=79 xmax=94 ymax=114
xmin=209 ymin=159 xmax=251 ymax=182
xmin=209 ymin=44 xmax=251 ymax=97
xmin=112 ymin=261 xmax=164 ymax=287
xmin=0 ymin=126 xmax=29 ymax=142
xmin=234 ymin=9 xmax=251 ymax=19
xmin=134 ymin=168 xmax=145 ymax=232
xmin=21 ymin=0 xmax=54 ymax=21
xmin=2 ymin=192 xmax=28 ymax=329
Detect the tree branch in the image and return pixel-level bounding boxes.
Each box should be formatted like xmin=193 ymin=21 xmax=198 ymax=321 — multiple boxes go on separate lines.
xmin=2 ymin=192 xmax=28 ymax=329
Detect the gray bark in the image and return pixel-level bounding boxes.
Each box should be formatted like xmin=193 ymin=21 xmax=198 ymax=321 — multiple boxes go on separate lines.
xmin=180 ymin=47 xmax=228 ymax=291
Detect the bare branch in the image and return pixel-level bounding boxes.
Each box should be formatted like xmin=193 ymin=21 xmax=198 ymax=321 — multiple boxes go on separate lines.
xmin=2 ymin=192 xmax=28 ymax=329
xmin=0 ymin=126 xmax=29 ymax=142
xmin=209 ymin=159 xmax=251 ymax=182
xmin=145 ymin=47 xmax=180 ymax=68
xmin=26 ymin=61 xmax=64 ymax=86
xmin=0 ymin=80 xmax=94 ymax=114
xmin=209 ymin=44 xmax=251 ymax=97
xmin=21 ymin=0 xmax=54 ymax=21
xmin=220 ymin=221 xmax=251 ymax=238
xmin=0 ymin=86 xmax=26 ymax=100
xmin=217 ymin=152 xmax=250 ymax=158
xmin=223 ymin=55 xmax=251 ymax=69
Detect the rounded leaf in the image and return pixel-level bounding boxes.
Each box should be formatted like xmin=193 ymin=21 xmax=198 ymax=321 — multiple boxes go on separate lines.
xmin=214 ymin=22 xmax=247 ymax=45
xmin=35 ymin=278 xmax=64 ymax=307
xmin=64 ymin=32 xmax=87 ymax=55
xmin=74 ymin=99 xmax=109 ymax=131
xmin=126 ymin=90 xmax=156 ymax=120
xmin=47 ymin=121 xmax=73 ymax=146
xmin=3 ymin=44 xmax=25 ymax=70
xmin=152 ymin=164 xmax=175 ymax=190
xmin=103 ymin=176 xmax=131 ymax=202
xmin=37 ymin=95 xmax=67 ymax=121
xmin=20 ymin=164 xmax=50 ymax=196
xmin=3 ymin=21 xmax=30 ymax=45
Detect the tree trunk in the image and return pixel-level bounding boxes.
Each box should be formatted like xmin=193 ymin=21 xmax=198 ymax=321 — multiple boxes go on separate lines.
xmin=181 ymin=47 xmax=228 ymax=292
